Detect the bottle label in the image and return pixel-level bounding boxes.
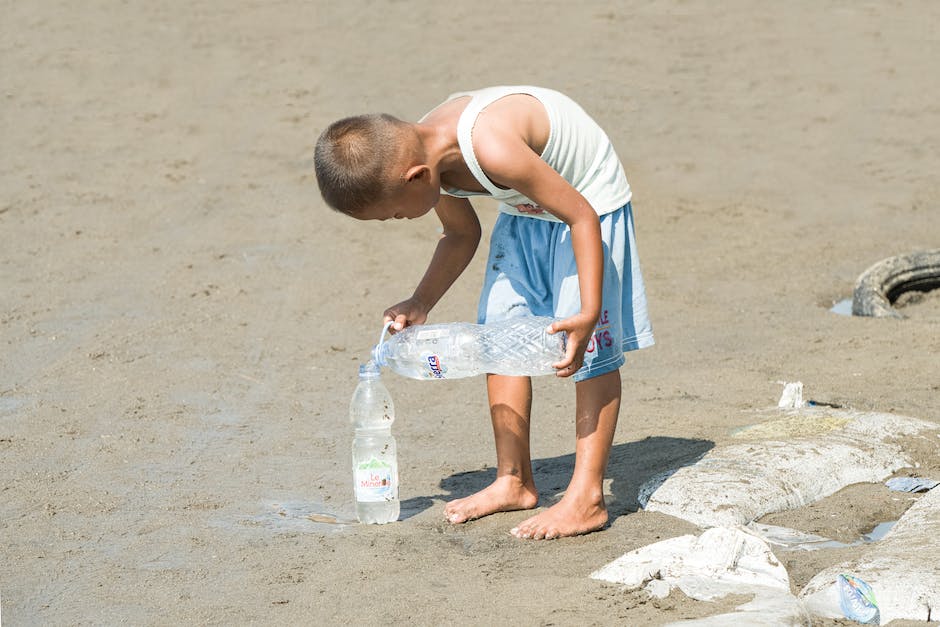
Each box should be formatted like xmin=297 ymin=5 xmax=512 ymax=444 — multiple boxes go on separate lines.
xmin=424 ymin=354 xmax=446 ymax=379
xmin=355 ymin=456 xmax=395 ymax=502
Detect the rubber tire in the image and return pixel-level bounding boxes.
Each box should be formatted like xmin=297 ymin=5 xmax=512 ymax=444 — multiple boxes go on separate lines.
xmin=852 ymin=249 xmax=940 ymax=318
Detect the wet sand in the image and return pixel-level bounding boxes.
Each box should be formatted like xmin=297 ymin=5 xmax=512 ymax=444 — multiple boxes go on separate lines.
xmin=2 ymin=2 xmax=939 ymax=624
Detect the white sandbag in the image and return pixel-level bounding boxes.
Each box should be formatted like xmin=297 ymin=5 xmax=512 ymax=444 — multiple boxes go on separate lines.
xmin=800 ymin=487 xmax=940 ymax=624
xmin=639 ymin=409 xmax=939 ymax=528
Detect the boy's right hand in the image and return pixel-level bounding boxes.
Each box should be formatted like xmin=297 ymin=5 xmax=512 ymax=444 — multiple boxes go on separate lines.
xmin=547 ymin=312 xmax=597 ymax=378
xmin=383 ymin=297 xmax=429 ymax=333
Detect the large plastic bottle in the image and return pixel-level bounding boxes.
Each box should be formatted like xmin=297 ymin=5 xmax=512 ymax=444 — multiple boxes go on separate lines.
xmin=349 ymin=361 xmax=399 ymax=524
xmin=372 ymin=316 xmax=566 ymax=380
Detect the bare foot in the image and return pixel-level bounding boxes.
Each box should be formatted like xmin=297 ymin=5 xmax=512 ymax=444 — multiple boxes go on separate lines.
xmin=509 ymin=495 xmax=608 ymax=540
xmin=443 ymin=475 xmax=538 ymax=524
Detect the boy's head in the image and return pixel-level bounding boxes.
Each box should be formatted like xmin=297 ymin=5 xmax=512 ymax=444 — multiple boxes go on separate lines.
xmin=314 ymin=113 xmax=438 ymax=220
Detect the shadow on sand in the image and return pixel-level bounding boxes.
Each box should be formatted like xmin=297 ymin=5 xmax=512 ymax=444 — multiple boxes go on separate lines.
xmin=400 ymin=436 xmax=714 ymax=522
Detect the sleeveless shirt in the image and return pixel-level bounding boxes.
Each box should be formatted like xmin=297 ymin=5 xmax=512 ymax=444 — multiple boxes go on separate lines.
xmin=434 ymin=86 xmax=631 ymax=222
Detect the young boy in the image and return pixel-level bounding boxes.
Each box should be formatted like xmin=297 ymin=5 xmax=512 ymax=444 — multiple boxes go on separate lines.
xmin=315 ymin=86 xmax=654 ymax=539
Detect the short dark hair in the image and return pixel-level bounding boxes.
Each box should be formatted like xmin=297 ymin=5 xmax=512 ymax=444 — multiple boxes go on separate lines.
xmin=314 ymin=113 xmax=407 ymax=215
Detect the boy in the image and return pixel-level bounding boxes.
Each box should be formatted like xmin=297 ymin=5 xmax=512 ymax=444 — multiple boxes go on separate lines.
xmin=315 ymin=86 xmax=654 ymax=539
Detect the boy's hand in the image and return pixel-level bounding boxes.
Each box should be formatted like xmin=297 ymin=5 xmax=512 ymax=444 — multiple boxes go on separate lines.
xmin=383 ymin=298 xmax=429 ymax=333
xmin=547 ymin=312 xmax=598 ymax=378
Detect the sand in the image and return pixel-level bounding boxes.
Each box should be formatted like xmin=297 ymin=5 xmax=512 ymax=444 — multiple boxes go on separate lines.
xmin=2 ymin=1 xmax=939 ymax=625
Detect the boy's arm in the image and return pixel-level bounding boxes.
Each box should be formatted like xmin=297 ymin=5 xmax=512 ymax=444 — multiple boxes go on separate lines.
xmin=474 ymin=132 xmax=603 ymax=378
xmin=383 ymin=195 xmax=481 ymax=331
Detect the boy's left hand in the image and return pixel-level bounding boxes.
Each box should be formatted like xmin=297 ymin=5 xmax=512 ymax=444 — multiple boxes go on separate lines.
xmin=547 ymin=313 xmax=598 ymax=378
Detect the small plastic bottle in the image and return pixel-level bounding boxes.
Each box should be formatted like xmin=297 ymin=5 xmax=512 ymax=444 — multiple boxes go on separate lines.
xmin=349 ymin=361 xmax=399 ymax=524
xmin=372 ymin=316 xmax=566 ymax=380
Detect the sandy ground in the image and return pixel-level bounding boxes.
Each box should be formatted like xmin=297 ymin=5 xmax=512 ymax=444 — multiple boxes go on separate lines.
xmin=2 ymin=1 xmax=939 ymax=625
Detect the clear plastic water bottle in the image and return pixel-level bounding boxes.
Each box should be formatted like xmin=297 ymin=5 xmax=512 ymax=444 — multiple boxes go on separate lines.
xmin=372 ymin=316 xmax=566 ymax=380
xmin=350 ymin=361 xmax=399 ymax=524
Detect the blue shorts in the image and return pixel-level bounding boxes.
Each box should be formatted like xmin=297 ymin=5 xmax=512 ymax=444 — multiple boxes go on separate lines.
xmin=477 ymin=203 xmax=654 ymax=382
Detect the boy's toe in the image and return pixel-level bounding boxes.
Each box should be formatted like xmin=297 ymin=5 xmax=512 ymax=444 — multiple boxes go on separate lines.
xmin=541 ymin=526 xmax=559 ymax=540
xmin=510 ymin=524 xmax=531 ymax=539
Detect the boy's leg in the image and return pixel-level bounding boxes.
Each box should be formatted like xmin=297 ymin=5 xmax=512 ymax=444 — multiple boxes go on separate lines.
xmin=443 ymin=374 xmax=539 ymax=523
xmin=510 ymin=369 xmax=621 ymax=539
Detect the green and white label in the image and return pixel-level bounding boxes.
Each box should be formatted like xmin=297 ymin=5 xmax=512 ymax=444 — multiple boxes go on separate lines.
xmin=355 ymin=456 xmax=394 ymax=502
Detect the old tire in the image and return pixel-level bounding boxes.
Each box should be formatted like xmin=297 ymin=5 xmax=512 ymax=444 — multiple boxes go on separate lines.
xmin=852 ymin=249 xmax=940 ymax=318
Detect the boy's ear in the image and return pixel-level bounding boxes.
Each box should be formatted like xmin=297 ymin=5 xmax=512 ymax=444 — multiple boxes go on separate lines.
xmin=403 ymin=164 xmax=430 ymax=183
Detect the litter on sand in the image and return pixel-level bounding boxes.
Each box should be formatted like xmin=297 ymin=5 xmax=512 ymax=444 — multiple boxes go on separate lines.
xmin=590 ymin=526 xmax=790 ymax=598
xmin=837 ymin=574 xmax=879 ymax=625
xmin=777 ymin=381 xmax=804 ymax=409
xmin=591 ymin=526 xmax=809 ymax=626
xmin=885 ymin=476 xmax=939 ymax=493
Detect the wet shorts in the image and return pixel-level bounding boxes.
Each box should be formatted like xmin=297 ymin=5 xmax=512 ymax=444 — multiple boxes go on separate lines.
xmin=477 ymin=202 xmax=655 ymax=382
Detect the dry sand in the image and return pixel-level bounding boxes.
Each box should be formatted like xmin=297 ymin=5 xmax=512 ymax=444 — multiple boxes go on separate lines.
xmin=2 ymin=1 xmax=939 ymax=625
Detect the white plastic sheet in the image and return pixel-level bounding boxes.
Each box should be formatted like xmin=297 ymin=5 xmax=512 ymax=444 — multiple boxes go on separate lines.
xmin=591 ymin=526 xmax=808 ymax=625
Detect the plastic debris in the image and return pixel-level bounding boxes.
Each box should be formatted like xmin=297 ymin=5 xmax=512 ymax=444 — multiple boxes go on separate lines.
xmin=777 ymin=381 xmax=804 ymax=409
xmin=747 ymin=520 xmax=896 ymax=552
xmin=591 ymin=526 xmax=809 ymax=625
xmin=591 ymin=526 xmax=790 ymax=598
xmin=747 ymin=522 xmax=854 ymax=551
xmin=885 ymin=476 xmax=939 ymax=493
xmin=663 ymin=586 xmax=809 ymax=627
xmin=838 ymin=574 xmax=880 ymax=624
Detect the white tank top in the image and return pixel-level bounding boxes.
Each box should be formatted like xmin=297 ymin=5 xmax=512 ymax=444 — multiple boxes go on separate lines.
xmin=435 ymin=86 xmax=631 ymax=222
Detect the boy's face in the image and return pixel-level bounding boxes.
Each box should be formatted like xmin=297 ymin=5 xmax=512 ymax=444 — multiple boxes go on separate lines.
xmin=355 ymin=166 xmax=440 ymax=221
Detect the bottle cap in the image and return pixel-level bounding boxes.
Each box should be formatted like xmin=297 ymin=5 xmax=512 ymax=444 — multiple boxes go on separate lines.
xmin=358 ymin=361 xmax=381 ymax=379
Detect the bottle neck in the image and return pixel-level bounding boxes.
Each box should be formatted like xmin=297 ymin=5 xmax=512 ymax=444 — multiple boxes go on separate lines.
xmin=359 ymin=360 xmax=382 ymax=378
xmin=371 ymin=343 xmax=389 ymax=368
